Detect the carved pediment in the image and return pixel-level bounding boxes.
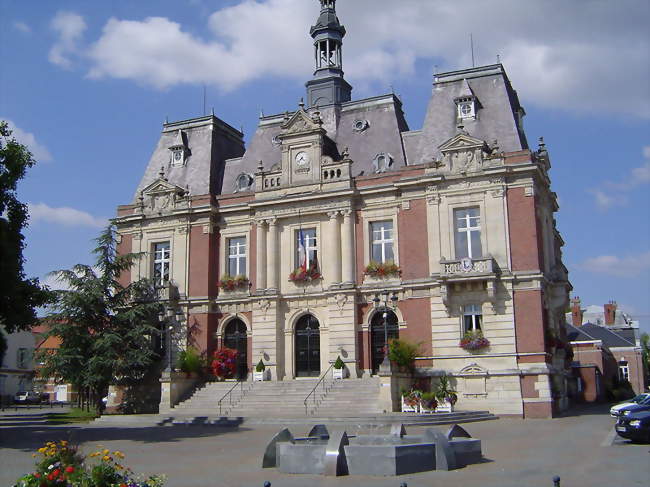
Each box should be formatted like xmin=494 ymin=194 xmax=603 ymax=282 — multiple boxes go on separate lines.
xmin=459 ymin=363 xmax=488 ymax=376
xmin=438 ymin=133 xmax=490 ymax=174
xmin=280 ymin=109 xmax=322 ymax=135
xmin=140 ymin=178 xmax=188 ymax=215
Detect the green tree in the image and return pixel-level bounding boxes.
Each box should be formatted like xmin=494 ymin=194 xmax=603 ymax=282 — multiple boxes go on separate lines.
xmin=0 ymin=328 xmax=7 ymax=365
xmin=38 ymin=226 xmax=163 ymax=411
xmin=0 ymin=121 xmax=53 ymax=333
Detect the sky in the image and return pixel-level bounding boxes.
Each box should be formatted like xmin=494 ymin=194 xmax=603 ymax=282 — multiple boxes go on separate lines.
xmin=1 ymin=0 xmax=649 ymax=333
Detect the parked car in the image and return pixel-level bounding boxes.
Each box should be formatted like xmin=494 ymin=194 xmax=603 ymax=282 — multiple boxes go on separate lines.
xmin=610 ymin=393 xmax=650 ymax=417
xmin=615 ymin=410 xmax=650 ymax=443
xmin=14 ymin=391 xmax=41 ymax=404
xmin=612 ymin=398 xmax=650 ymax=418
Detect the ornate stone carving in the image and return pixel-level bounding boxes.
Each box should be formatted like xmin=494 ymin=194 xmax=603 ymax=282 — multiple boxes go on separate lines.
xmin=259 ymin=299 xmax=271 ymax=315
xmin=335 ymin=294 xmax=348 ymax=314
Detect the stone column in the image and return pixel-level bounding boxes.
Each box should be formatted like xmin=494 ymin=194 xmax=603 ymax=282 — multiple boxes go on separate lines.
xmin=256 ymin=220 xmax=267 ymax=291
xmin=341 ymin=209 xmax=355 ymax=284
xmin=327 ymin=211 xmax=342 ymax=285
xmin=267 ymin=218 xmax=279 ymax=291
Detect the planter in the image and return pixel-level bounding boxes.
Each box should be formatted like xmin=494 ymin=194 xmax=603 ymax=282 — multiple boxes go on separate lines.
xmin=401 ymin=395 xmax=420 ymax=413
xmin=253 ymin=370 xmax=267 ymax=381
xmin=435 ymin=400 xmax=454 ymax=413
xmin=333 ymin=367 xmax=347 ymax=380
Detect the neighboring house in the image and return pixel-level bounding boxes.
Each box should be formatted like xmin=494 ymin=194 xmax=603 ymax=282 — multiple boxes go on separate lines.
xmin=0 ymin=326 xmax=35 ymax=401
xmin=112 ymin=0 xmax=572 ymax=418
xmin=32 ymin=324 xmax=76 ymax=403
xmin=566 ymin=298 xmax=647 ymax=401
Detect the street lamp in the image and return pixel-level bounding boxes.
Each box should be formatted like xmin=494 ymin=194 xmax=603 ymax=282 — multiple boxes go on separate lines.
xmin=373 ymin=291 xmax=399 ymax=371
xmin=159 ymin=306 xmax=184 ymax=373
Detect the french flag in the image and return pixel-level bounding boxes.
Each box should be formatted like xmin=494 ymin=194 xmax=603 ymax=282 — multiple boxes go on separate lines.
xmin=298 ymin=228 xmax=307 ymax=270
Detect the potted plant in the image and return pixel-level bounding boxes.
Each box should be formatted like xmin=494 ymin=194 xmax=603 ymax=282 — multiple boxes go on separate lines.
xmin=218 ymin=274 xmax=249 ymax=292
xmin=211 ymin=348 xmax=239 ymax=380
xmin=364 ymin=260 xmax=401 ymax=279
xmin=434 ymin=374 xmax=458 ymax=413
xmin=387 ymin=339 xmax=421 ymax=372
xmin=420 ymin=391 xmax=438 ymax=413
xmin=401 ymin=388 xmax=422 ymax=413
xmin=459 ymin=330 xmax=490 ymax=352
xmin=253 ymin=359 xmax=266 ymax=381
xmin=176 ymin=347 xmax=206 ymax=378
xmin=332 ymin=356 xmax=347 ymax=379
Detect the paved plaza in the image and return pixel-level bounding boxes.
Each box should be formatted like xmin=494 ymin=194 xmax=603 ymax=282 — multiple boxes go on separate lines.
xmin=1 ymin=404 xmax=648 ymax=487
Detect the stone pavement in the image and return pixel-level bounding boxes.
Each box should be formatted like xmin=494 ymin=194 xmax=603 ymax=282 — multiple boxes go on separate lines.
xmin=1 ymin=404 xmax=648 ymax=487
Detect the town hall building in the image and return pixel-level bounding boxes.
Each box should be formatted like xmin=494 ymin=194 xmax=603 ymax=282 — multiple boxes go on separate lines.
xmin=114 ymin=0 xmax=572 ymax=418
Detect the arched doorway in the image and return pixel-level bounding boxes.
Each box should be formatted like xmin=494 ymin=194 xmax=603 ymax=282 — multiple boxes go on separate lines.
xmin=370 ymin=310 xmax=399 ymax=374
xmin=223 ymin=319 xmax=248 ymax=381
xmin=295 ymin=314 xmax=321 ymax=377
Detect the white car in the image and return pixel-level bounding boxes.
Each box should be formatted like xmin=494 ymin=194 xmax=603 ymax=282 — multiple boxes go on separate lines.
xmin=610 ymin=393 xmax=650 ymax=417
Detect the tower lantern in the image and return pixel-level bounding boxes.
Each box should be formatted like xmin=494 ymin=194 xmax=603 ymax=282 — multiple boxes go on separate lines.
xmin=306 ymin=0 xmax=352 ymax=107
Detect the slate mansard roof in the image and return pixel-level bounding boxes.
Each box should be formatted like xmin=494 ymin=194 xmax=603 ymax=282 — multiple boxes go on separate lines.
xmin=132 ymin=62 xmax=528 ymax=202
xmin=566 ymin=322 xmax=636 ymax=349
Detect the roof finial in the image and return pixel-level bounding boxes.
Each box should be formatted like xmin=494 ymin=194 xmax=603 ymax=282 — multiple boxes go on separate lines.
xmin=159 ymin=166 xmax=167 ymax=181
xmin=299 ymin=98 xmax=305 ymax=110
xmin=538 ymin=136 xmax=546 ymax=151
xmin=457 ymin=122 xmax=468 ymax=135
xmin=257 ymin=160 xmax=264 ymax=173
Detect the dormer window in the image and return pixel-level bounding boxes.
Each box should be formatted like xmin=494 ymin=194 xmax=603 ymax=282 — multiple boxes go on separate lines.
xmin=234 ymin=173 xmax=253 ymax=193
xmin=168 ymin=129 xmax=188 ymax=167
xmin=373 ymin=152 xmax=394 ymax=173
xmin=172 ymin=149 xmax=184 ymax=166
xmin=456 ymin=97 xmax=476 ymax=120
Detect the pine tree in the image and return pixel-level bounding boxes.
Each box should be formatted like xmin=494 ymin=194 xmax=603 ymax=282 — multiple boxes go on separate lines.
xmin=38 ymin=226 xmax=162 ymax=411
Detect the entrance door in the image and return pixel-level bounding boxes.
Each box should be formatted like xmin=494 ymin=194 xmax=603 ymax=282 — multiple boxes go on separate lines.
xmin=295 ymin=315 xmax=321 ymax=377
xmin=371 ymin=310 xmax=399 ymax=374
xmin=55 ymin=385 xmax=68 ymax=402
xmin=224 ymin=319 xmax=248 ymax=381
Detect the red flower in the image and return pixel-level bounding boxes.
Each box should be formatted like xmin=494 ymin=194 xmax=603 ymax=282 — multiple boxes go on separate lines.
xmin=52 ymin=469 xmax=60 ymax=477
xmin=65 ymin=466 xmax=75 ymax=473
xmin=34 ymin=473 xmax=41 ymax=479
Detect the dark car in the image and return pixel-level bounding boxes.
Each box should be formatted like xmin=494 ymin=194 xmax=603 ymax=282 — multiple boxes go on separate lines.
xmin=610 ymin=396 xmax=650 ymax=418
xmin=615 ymin=410 xmax=650 ymax=443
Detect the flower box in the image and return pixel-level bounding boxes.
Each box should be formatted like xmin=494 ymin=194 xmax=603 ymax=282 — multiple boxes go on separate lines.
xmin=459 ymin=330 xmax=490 ymax=352
xmin=435 ymin=400 xmax=454 ymax=413
xmin=401 ymin=393 xmax=421 ymax=413
xmin=364 ymin=260 xmax=401 ymax=279
xmin=289 ymin=266 xmax=321 ymax=283
xmin=253 ymin=370 xmax=267 ymax=381
xmin=218 ymin=275 xmax=249 ymax=292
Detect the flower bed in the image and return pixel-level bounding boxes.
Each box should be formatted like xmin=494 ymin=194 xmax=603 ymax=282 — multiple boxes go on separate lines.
xmin=289 ymin=266 xmax=321 ymax=282
xmin=211 ymin=348 xmax=239 ymax=379
xmin=364 ymin=261 xmax=401 ymax=278
xmin=459 ymin=330 xmax=490 ymax=351
xmin=14 ymin=440 xmax=165 ymax=487
xmin=218 ymin=275 xmax=249 ymax=292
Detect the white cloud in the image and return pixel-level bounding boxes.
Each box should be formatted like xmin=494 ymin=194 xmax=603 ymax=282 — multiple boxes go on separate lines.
xmin=40 ymin=273 xmax=72 ymax=291
xmin=2 ymin=119 xmax=53 ymax=162
xmin=69 ymin=0 xmax=649 ymax=118
xmin=49 ymin=11 xmax=87 ymax=68
xmin=14 ymin=21 xmax=31 ymax=34
xmin=580 ymin=251 xmax=650 ymax=278
xmin=28 ymin=203 xmax=108 ymax=228
xmin=590 ymin=146 xmax=650 ymax=209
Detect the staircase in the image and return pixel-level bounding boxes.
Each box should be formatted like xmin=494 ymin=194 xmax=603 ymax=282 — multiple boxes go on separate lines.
xmin=172 ymin=377 xmax=383 ymax=418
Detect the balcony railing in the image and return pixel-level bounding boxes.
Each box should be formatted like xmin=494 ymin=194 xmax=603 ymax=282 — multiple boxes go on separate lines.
xmin=155 ymin=281 xmax=180 ymax=302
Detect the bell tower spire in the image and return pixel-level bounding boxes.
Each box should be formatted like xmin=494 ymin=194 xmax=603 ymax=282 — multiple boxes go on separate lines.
xmin=306 ymin=0 xmax=352 ymax=107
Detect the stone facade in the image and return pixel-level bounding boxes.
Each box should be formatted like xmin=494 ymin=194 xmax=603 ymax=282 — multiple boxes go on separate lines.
xmin=113 ymin=0 xmax=572 ymax=418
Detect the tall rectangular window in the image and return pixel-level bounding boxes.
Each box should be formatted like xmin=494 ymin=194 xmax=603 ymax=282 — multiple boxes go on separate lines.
xmin=454 ymin=208 xmax=482 ymax=259
xmin=463 ymin=304 xmax=483 ymax=333
xmin=16 ymin=348 xmax=31 ymax=369
xmin=295 ymin=228 xmax=318 ymax=269
xmin=371 ymin=221 xmax=394 ymax=263
xmin=153 ymin=242 xmax=171 ymax=286
xmin=619 ymin=364 xmax=630 ymax=382
xmin=228 ymin=237 xmax=247 ymax=276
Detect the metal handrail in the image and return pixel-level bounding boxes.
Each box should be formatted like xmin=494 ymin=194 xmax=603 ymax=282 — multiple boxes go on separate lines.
xmin=218 ymin=379 xmax=251 ymax=416
xmin=303 ymin=364 xmax=335 ymax=415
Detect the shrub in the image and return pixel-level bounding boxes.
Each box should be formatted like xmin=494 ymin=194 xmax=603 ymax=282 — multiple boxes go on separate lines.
xmin=420 ymin=391 xmax=438 ymax=410
xmin=387 ymin=339 xmax=421 ymax=369
xmin=434 ymin=374 xmax=458 ymax=404
xmin=255 ymin=359 xmax=265 ymax=373
xmin=289 ymin=266 xmax=321 ymax=282
xmin=333 ymin=356 xmax=345 ymax=369
xmin=176 ymin=347 xmax=206 ymax=375
xmin=218 ymin=274 xmax=249 ymax=291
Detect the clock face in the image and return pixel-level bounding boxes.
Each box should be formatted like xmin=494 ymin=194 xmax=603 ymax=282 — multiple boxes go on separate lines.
xmin=295 ymin=151 xmax=310 ymax=166
xmin=174 ymin=151 xmax=182 ymax=161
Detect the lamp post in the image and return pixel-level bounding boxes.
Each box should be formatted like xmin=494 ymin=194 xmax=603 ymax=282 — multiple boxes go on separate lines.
xmin=159 ymin=306 xmax=184 ymax=374
xmin=373 ymin=291 xmax=399 ymax=371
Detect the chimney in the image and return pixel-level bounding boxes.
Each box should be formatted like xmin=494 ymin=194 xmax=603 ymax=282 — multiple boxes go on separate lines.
xmin=604 ymin=301 xmax=617 ymax=326
xmin=571 ymin=297 xmax=583 ymax=327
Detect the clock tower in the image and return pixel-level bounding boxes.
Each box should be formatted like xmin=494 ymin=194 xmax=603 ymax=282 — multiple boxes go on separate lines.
xmin=305 ymin=0 xmax=352 ymax=107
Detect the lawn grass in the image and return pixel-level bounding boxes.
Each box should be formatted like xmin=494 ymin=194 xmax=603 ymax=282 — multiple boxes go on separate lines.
xmin=47 ymin=407 xmax=99 ymax=424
